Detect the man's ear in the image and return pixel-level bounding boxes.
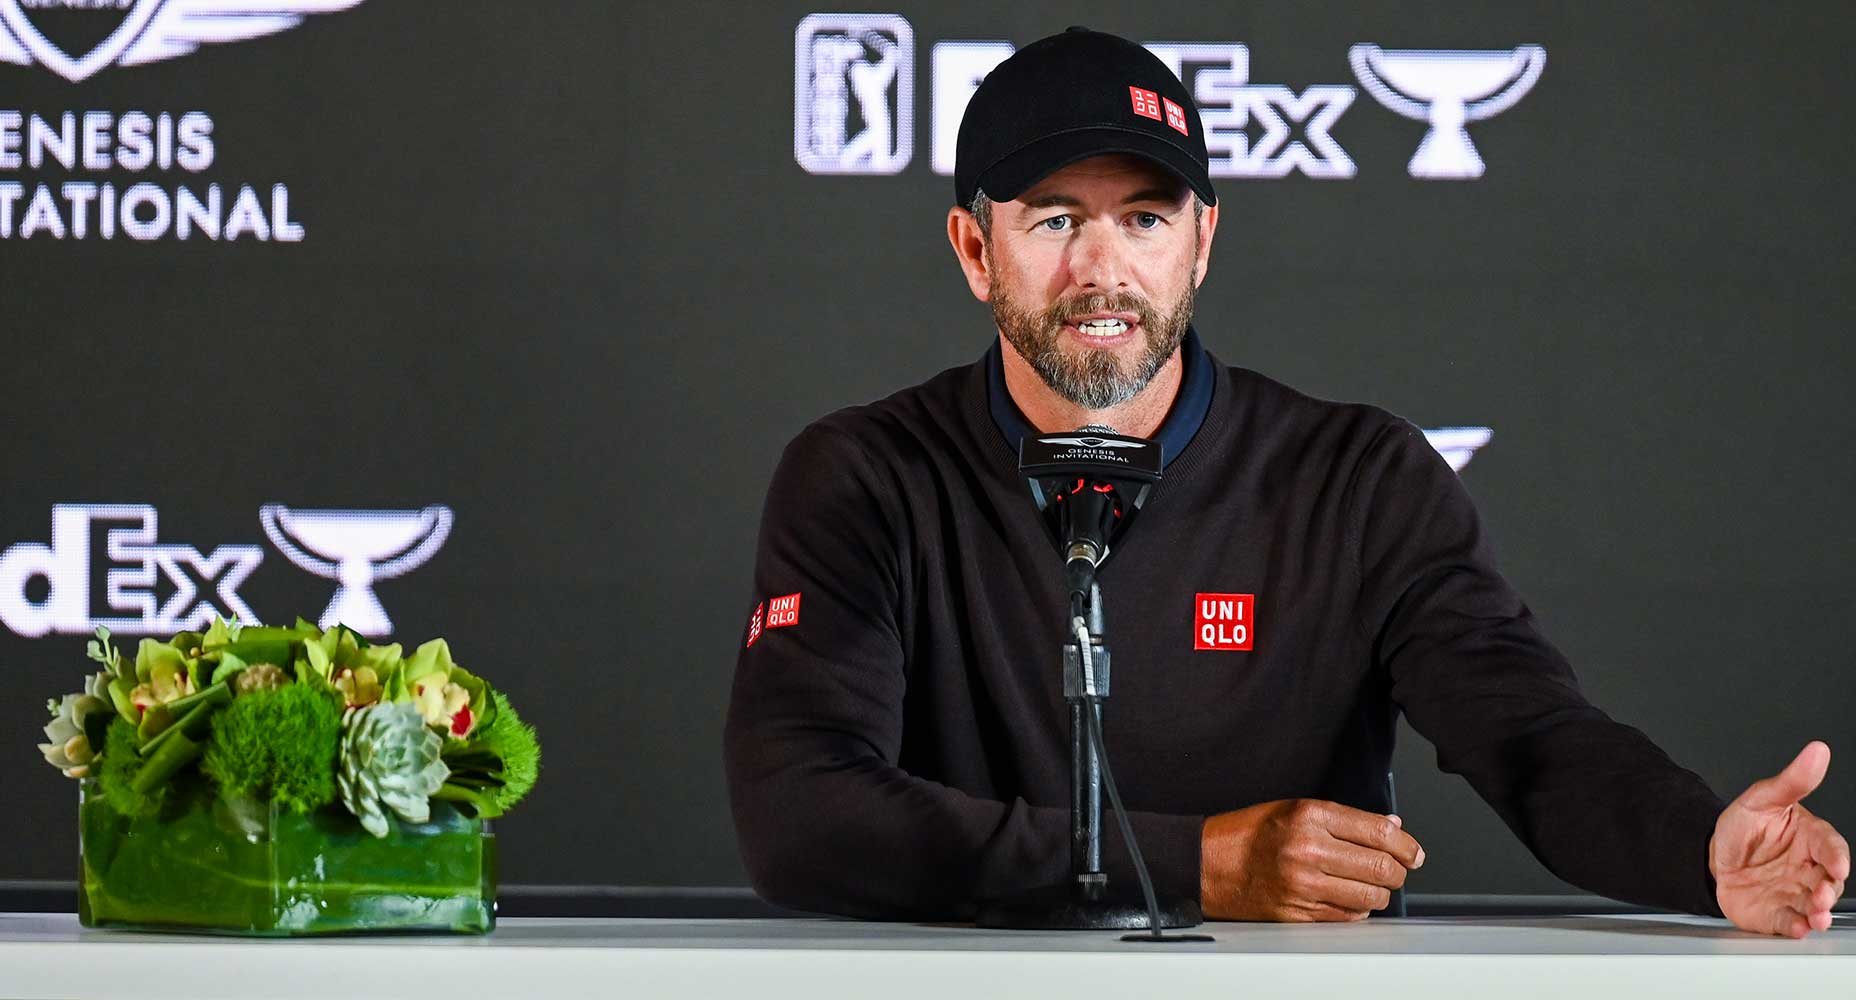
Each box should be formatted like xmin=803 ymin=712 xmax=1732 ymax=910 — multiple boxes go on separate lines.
xmin=947 ymin=207 xmax=992 ymax=302
xmin=1193 ymin=201 xmax=1219 ymax=288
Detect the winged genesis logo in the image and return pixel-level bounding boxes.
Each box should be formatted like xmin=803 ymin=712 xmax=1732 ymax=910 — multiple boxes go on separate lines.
xmin=1039 ymin=436 xmax=1145 ymax=449
xmin=0 ymin=0 xmax=365 ymax=82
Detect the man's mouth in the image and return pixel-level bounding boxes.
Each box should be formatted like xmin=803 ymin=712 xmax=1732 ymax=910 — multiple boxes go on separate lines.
xmin=1062 ymin=314 xmax=1140 ymax=345
xmin=1075 ymin=318 xmax=1128 ymax=336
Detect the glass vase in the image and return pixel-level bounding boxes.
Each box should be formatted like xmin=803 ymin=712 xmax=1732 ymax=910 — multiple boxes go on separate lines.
xmin=77 ymin=778 xmax=495 ymax=935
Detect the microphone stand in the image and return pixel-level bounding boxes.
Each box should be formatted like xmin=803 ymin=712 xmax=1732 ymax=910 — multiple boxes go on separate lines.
xmin=981 ymin=428 xmax=1205 ymax=935
xmin=974 ymin=576 xmax=1203 ymax=932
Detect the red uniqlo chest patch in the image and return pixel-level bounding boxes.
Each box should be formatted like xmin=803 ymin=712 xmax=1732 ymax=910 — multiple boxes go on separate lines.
xmin=1194 ymin=593 xmax=1255 ymax=651
xmin=1162 ymin=97 xmax=1189 ymax=136
xmin=766 ymin=592 xmax=802 ymax=629
xmin=1129 ymin=86 xmax=1162 ymax=122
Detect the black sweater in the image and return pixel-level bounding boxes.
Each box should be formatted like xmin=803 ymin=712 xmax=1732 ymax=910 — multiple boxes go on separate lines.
xmin=724 ymin=331 xmax=1727 ymax=921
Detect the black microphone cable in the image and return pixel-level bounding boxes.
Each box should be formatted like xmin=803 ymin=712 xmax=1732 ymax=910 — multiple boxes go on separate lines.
xmin=1073 ymin=616 xmax=1214 ymax=943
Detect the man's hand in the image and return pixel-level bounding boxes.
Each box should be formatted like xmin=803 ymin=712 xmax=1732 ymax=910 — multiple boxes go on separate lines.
xmin=1201 ymin=799 xmax=1424 ymax=921
xmin=1712 ymin=740 xmax=1850 ymax=938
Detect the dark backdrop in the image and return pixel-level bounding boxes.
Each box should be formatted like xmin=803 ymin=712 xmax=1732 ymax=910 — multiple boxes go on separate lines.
xmin=5 ymin=1 xmax=1851 ymax=904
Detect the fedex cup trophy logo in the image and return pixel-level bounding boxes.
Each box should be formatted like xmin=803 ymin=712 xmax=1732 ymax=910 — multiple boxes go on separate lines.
xmin=1349 ymin=44 xmax=1546 ymax=179
xmin=794 ymin=13 xmax=913 ymax=175
xmin=259 ymin=504 xmax=452 ymax=637
xmin=0 ymin=0 xmax=365 ymax=83
xmin=1423 ymin=427 xmax=1494 ymax=473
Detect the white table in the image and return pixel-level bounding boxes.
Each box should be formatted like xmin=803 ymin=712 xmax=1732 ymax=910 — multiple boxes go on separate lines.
xmin=4 ymin=912 xmax=1854 ymax=998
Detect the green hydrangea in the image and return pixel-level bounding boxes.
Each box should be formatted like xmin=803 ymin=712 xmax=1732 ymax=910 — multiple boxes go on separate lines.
xmin=480 ymin=689 xmax=539 ymax=812
xmin=201 ymin=684 xmax=341 ymax=813
xmin=434 ymin=687 xmax=541 ymax=819
xmin=96 ymin=716 xmax=163 ymax=817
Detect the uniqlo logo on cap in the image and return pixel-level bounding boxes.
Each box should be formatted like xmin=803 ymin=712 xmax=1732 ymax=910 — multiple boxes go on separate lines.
xmin=1162 ymin=97 xmax=1189 ymax=136
xmin=1194 ymin=593 xmax=1254 ymax=651
xmin=1129 ymin=86 xmax=1162 ymax=122
xmin=767 ymin=592 xmax=802 ymax=628
xmin=745 ymin=602 xmax=764 ymax=648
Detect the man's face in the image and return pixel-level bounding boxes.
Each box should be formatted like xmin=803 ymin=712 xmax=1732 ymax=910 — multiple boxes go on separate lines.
xmin=982 ymin=155 xmax=1206 ymax=410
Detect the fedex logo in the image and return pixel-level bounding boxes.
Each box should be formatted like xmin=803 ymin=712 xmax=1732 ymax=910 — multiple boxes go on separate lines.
xmin=0 ymin=504 xmax=261 ymax=637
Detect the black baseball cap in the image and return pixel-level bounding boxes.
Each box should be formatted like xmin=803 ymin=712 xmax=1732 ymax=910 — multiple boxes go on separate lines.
xmin=954 ymin=27 xmax=1217 ymax=209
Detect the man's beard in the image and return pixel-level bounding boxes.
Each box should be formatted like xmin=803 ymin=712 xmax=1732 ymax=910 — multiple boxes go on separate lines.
xmin=991 ymin=273 xmax=1196 ymax=411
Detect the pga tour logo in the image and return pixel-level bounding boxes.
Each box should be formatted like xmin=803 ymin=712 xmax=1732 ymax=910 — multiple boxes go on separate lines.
xmin=0 ymin=0 xmax=366 ymax=83
xmin=0 ymin=502 xmax=450 ymax=639
xmin=794 ymin=13 xmax=913 ymax=174
xmin=794 ymin=14 xmax=1544 ymax=181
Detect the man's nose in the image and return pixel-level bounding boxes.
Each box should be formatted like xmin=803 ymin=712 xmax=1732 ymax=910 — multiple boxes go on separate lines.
xmin=1069 ymin=225 xmax=1130 ymax=290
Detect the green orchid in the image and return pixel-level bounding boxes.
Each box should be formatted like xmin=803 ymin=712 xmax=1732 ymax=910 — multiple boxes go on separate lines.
xmin=399 ymin=639 xmax=494 ymax=740
xmin=300 ymin=623 xmax=404 ymax=709
xmin=128 ymin=638 xmax=195 ymax=719
xmin=333 ymin=665 xmax=385 ymax=708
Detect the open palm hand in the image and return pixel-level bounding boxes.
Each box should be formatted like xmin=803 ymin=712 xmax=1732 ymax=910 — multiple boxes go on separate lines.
xmin=1711 ymin=741 xmax=1850 ymax=938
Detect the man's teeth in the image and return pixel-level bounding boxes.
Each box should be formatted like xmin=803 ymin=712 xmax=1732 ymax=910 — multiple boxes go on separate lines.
xmin=1074 ymin=319 xmax=1129 ymax=337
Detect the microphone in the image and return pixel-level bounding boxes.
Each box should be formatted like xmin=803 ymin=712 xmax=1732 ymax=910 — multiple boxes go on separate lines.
xmin=1059 ymin=425 xmax=1119 ymax=602
xmin=1017 ymin=425 xmax=1164 ymax=607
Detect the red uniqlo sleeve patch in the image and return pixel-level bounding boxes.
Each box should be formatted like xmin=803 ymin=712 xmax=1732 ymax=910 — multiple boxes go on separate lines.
xmin=1194 ymin=593 xmax=1255 ymax=651
xmin=766 ymin=592 xmax=802 ymax=628
xmin=1162 ymin=97 xmax=1189 ymax=136
xmin=1129 ymin=86 xmax=1162 ymax=122
xmin=745 ymin=601 xmax=764 ymax=648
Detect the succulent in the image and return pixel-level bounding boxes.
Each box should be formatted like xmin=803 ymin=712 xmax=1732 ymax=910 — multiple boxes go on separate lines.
xmin=336 ymin=701 xmax=449 ymax=837
xmin=85 ymin=669 xmax=113 ymax=703
xmin=87 ymin=626 xmax=143 ymax=721
xmin=233 ymin=663 xmax=289 ymax=696
xmin=40 ymin=690 xmax=110 ymax=778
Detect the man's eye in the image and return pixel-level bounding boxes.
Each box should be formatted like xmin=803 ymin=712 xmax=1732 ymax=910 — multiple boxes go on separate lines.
xmin=1133 ymin=212 xmax=1162 ymax=230
xmin=1038 ymin=216 xmax=1072 ymax=232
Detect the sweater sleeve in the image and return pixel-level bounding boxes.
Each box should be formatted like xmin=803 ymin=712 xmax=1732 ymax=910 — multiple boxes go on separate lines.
xmin=723 ymin=421 xmax=1203 ymax=921
xmin=1350 ymin=417 xmax=1726 ymax=917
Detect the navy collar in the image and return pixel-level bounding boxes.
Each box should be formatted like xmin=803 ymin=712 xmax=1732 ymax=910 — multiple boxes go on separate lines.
xmin=985 ymin=325 xmax=1214 ymax=469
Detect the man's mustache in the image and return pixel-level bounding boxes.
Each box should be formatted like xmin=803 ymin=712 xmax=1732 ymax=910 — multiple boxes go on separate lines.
xmin=1045 ymin=292 xmax=1159 ymax=329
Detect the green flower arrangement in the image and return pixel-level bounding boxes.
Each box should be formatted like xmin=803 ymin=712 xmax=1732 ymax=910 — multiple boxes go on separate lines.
xmin=43 ymin=618 xmax=539 ymax=934
xmin=39 ymin=617 xmax=542 ymax=836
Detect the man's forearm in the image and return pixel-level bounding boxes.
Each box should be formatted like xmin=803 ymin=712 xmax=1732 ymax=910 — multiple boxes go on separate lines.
xmin=725 ymin=740 xmax=1204 ymax=919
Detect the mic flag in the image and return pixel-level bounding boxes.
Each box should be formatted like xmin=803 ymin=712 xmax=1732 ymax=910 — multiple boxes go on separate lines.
xmin=1018 ymin=427 xmax=1163 ymax=571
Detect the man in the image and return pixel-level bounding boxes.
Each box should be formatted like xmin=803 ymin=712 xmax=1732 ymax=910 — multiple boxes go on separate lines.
xmin=725 ymin=27 xmax=1847 ymax=936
